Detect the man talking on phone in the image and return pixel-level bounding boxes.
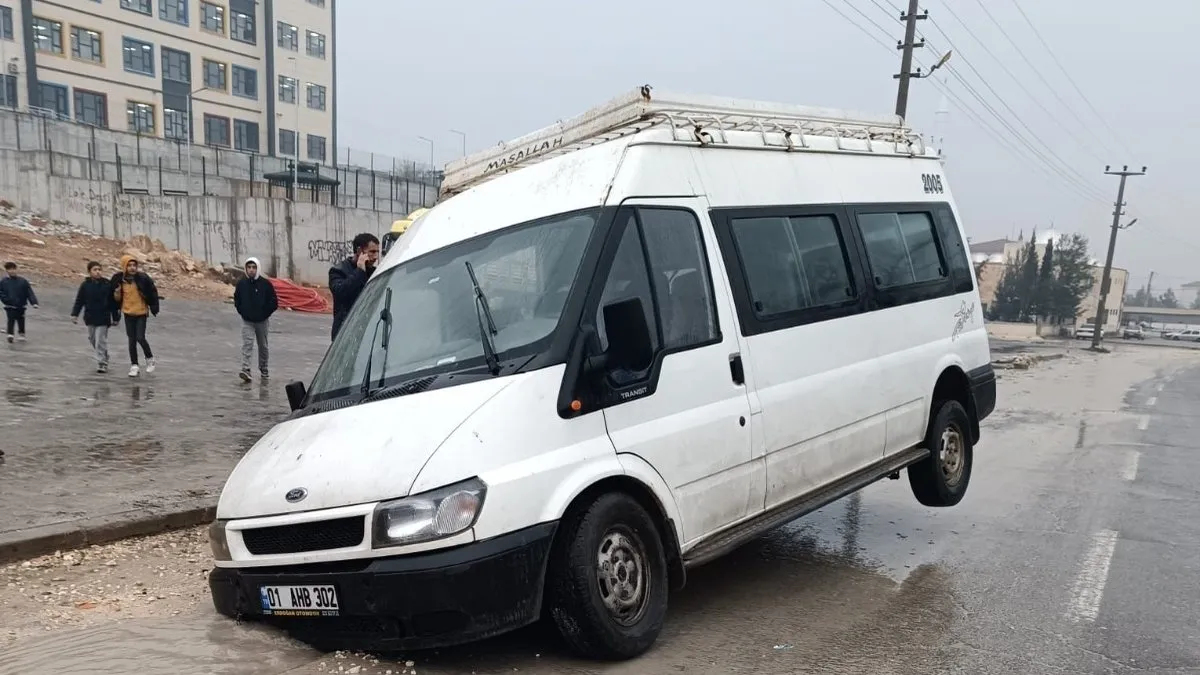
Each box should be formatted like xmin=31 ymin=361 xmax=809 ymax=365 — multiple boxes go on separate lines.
xmin=328 ymin=233 xmax=380 ymax=340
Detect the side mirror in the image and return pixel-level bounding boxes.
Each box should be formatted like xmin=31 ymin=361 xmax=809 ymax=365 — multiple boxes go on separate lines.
xmin=284 ymin=380 xmax=307 ymax=412
xmin=599 ymin=297 xmax=654 ymax=373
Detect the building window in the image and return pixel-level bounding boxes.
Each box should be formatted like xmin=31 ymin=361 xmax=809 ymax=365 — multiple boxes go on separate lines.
xmin=234 ymin=119 xmax=259 ymax=152
xmin=163 ymin=107 xmax=188 ymax=141
xmin=231 ymin=65 xmax=256 ymax=99
xmin=121 ymin=0 xmax=153 ymax=15
xmin=0 ymin=74 xmax=17 ymax=108
xmin=278 ymin=128 xmax=295 ymax=156
xmin=231 ymin=9 xmax=255 ymax=44
xmin=159 ymin=0 xmax=188 ymax=25
xmin=277 ymin=21 xmax=297 ymax=50
xmin=857 ymin=212 xmax=947 ymax=288
xmin=200 ymin=1 xmax=224 ymax=34
xmin=123 ymin=37 xmax=155 ymax=76
xmin=38 ymin=82 xmax=69 ymax=119
xmin=70 ymin=27 xmax=103 ymax=63
xmin=307 ymin=134 xmax=326 ymax=162
xmin=202 ymin=59 xmax=226 ymax=91
xmin=161 ymin=47 xmax=190 ymax=84
xmin=32 ymin=17 xmax=63 ymax=55
xmin=127 ymin=101 xmax=155 ymax=133
xmin=306 ymin=0 xmax=325 ymax=6
xmin=74 ymin=90 xmax=108 ymax=128
xmin=204 ymin=114 xmax=230 ymax=147
xmin=305 ymin=83 xmax=326 ymax=111
xmin=278 ymin=75 xmax=296 ymax=103
xmin=1 ymin=6 xmax=14 ymax=41
xmin=305 ymin=30 xmax=326 ymax=59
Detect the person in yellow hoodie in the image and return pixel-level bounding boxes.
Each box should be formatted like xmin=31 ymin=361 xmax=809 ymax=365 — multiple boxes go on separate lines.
xmin=110 ymin=255 xmax=161 ymax=377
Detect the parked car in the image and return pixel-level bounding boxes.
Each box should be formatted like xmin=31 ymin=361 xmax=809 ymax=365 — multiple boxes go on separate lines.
xmin=1122 ymin=326 xmax=1145 ymax=339
xmin=1075 ymin=325 xmax=1096 ymax=340
xmin=206 ymin=88 xmax=996 ymax=660
xmin=1165 ymin=328 xmax=1200 ymax=341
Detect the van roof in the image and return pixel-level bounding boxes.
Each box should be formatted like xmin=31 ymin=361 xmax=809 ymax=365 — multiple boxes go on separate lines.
xmin=440 ymin=86 xmax=927 ymax=197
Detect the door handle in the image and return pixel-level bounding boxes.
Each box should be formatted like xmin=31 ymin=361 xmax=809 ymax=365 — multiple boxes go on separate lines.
xmin=729 ymin=353 xmax=745 ymax=385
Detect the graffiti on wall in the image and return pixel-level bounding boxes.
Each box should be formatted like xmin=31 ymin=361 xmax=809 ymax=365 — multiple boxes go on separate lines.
xmin=307 ymin=239 xmax=353 ymax=262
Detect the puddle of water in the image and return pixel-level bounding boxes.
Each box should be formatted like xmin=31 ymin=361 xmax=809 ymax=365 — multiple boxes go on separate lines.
xmin=4 ymin=388 xmax=41 ymax=406
xmin=0 ymin=615 xmax=319 ymax=675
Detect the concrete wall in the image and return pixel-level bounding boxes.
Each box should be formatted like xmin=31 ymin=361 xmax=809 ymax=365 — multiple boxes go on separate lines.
xmin=0 ymin=147 xmax=394 ymax=284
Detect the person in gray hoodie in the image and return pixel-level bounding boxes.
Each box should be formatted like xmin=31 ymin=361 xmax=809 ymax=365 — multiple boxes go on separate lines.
xmin=233 ymin=256 xmax=279 ymax=382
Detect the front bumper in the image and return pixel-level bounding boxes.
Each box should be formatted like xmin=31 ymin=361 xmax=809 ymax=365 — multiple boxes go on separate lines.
xmin=209 ymin=521 xmax=557 ymax=651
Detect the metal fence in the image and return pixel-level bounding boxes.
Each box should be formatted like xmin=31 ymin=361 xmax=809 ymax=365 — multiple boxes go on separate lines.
xmin=0 ymin=106 xmax=442 ymax=213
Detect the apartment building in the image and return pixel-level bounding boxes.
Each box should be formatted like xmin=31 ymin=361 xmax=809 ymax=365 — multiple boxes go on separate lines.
xmin=0 ymin=0 xmax=336 ymax=164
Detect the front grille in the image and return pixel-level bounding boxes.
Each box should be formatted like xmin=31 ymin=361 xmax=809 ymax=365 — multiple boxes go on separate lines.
xmin=242 ymin=516 xmax=365 ymax=555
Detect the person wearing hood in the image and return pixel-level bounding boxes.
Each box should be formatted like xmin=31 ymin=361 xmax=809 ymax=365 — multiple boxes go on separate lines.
xmin=233 ymin=256 xmax=279 ymax=382
xmin=111 ymin=254 xmax=160 ymax=377
xmin=71 ymin=261 xmax=120 ymax=373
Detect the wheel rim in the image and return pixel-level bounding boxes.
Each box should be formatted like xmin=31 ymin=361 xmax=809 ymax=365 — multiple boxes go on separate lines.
xmin=596 ymin=526 xmax=651 ymax=626
xmin=939 ymin=425 xmax=966 ymax=488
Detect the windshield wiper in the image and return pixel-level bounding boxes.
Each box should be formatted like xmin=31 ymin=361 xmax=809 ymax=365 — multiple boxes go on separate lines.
xmin=465 ymin=261 xmax=501 ymax=376
xmin=360 ymin=287 xmax=394 ymax=397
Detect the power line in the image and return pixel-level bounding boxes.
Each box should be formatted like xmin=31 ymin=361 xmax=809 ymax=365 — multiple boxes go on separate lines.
xmin=968 ymin=0 xmax=1122 ymax=159
xmin=1004 ymin=0 xmax=1136 ymax=158
xmin=819 ymin=0 xmax=896 ymax=52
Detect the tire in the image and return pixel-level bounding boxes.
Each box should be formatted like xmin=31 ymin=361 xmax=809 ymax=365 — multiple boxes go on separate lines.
xmin=545 ymin=492 xmax=669 ymax=660
xmin=908 ymin=399 xmax=973 ymax=507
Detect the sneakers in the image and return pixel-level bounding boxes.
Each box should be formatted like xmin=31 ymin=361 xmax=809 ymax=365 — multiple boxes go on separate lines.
xmin=128 ymin=364 xmax=140 ymax=378
xmin=97 ymin=364 xmax=108 ymax=374
xmin=259 ymin=370 xmax=269 ymax=381
xmin=15 ymin=334 xmax=25 ymax=343
xmin=5 ymin=334 xmax=11 ymax=343
xmin=239 ymin=369 xmax=252 ymax=383
xmin=144 ymin=358 xmax=156 ymax=374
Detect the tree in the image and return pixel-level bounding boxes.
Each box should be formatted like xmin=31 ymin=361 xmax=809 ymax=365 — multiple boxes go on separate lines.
xmin=1047 ymin=233 xmax=1094 ymax=323
xmin=1160 ymin=287 xmax=1179 ymax=309
xmin=1190 ymin=293 xmax=1200 ymax=310
xmin=990 ymin=245 xmax=1028 ymax=321
xmin=1016 ymin=230 xmax=1040 ymax=320
xmin=1032 ymin=237 xmax=1055 ymax=318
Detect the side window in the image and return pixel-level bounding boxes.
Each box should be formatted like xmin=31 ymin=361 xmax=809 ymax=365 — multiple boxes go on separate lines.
xmin=934 ymin=205 xmax=974 ymax=293
xmin=638 ymin=208 xmax=718 ymax=349
xmin=596 ymin=215 xmax=658 ymax=358
xmin=729 ymin=214 xmax=855 ymax=318
xmin=857 ymin=212 xmax=946 ymax=288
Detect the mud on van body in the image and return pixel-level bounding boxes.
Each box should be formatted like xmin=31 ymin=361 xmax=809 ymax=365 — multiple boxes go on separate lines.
xmin=208 ymin=89 xmax=995 ymax=659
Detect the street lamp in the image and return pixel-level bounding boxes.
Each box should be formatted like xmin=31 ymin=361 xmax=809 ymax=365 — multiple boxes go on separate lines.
xmin=288 ymin=56 xmax=299 ymax=201
xmin=449 ymin=129 xmax=466 ymax=158
xmin=185 ymin=84 xmax=209 ymax=195
xmin=417 ymin=136 xmax=434 ymax=169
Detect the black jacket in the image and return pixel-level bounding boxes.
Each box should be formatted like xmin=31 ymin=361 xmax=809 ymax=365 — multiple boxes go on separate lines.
xmin=109 ymin=272 xmax=160 ymax=317
xmin=328 ymin=257 xmax=371 ymax=339
xmin=234 ymin=275 xmax=279 ymax=323
xmin=0 ymin=275 xmax=37 ymax=309
xmin=72 ymin=277 xmax=119 ymax=326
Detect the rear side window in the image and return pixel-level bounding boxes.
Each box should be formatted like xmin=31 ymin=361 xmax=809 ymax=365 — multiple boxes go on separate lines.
xmin=857 ymin=212 xmax=946 ymax=288
xmin=934 ymin=205 xmax=975 ymax=293
xmin=729 ymin=214 xmax=855 ymax=318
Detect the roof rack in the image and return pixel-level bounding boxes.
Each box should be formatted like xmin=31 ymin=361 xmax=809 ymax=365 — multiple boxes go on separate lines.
xmin=441 ymin=86 xmax=926 ymax=196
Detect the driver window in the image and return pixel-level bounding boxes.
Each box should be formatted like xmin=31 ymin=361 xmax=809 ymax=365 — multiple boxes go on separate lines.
xmin=596 ymin=215 xmax=659 ymax=357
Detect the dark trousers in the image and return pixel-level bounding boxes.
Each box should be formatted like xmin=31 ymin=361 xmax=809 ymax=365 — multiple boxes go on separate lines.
xmin=124 ymin=314 xmax=153 ymax=364
xmin=4 ymin=308 xmax=25 ymax=335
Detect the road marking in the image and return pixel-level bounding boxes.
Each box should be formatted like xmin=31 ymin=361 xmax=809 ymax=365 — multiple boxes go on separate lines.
xmin=1120 ymin=452 xmax=1140 ymax=481
xmin=1147 ymin=396 xmax=1158 ymax=407
xmin=1066 ymin=529 xmax=1120 ymax=624
xmin=1137 ymin=415 xmax=1150 ymax=431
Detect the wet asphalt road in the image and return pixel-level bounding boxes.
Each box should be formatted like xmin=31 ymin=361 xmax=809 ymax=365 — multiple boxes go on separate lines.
xmin=2 ymin=346 xmax=1200 ymax=674
xmin=0 ymin=284 xmax=330 ymax=539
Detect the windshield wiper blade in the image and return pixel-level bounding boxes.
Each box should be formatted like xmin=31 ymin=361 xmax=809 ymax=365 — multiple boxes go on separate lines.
xmin=360 ymin=287 xmax=394 ymax=397
xmin=465 ymin=261 xmax=501 ymax=376
xmin=361 ymin=374 xmax=437 ymax=404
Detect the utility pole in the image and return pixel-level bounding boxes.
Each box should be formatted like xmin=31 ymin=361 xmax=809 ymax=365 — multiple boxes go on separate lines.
xmin=1144 ymin=270 xmax=1154 ymax=306
xmin=1091 ymin=165 xmax=1147 ymax=349
xmin=893 ymin=0 xmax=927 ymax=120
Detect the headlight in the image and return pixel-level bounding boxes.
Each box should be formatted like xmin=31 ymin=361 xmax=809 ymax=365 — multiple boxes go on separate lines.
xmin=372 ymin=478 xmax=487 ymax=548
xmin=208 ymin=520 xmax=231 ymax=561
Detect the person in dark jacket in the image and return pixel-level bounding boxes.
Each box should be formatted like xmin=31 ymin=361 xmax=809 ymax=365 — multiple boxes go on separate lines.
xmin=328 ymin=233 xmax=380 ymax=340
xmin=71 ymin=261 xmax=120 ymax=373
xmin=1 ymin=261 xmax=38 ymax=343
xmin=233 ymin=256 xmax=279 ymax=382
xmin=111 ymin=254 xmax=161 ymax=378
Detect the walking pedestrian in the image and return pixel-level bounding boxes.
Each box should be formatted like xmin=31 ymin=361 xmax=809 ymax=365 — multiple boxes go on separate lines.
xmin=328 ymin=233 xmax=380 ymax=341
xmin=1 ymin=261 xmax=38 ymax=343
xmin=71 ymin=261 xmax=120 ymax=373
xmin=110 ymin=254 xmax=160 ymax=378
xmin=233 ymin=256 xmax=278 ymax=382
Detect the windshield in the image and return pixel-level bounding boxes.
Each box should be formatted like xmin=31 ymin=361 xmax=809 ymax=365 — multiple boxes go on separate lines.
xmin=307 ymin=209 xmax=599 ymax=403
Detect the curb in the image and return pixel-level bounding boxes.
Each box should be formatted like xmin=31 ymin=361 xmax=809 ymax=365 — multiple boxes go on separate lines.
xmin=0 ymin=502 xmax=216 ymax=565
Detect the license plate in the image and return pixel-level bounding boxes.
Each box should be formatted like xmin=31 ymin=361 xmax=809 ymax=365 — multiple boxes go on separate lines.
xmin=259 ymin=585 xmax=340 ymax=617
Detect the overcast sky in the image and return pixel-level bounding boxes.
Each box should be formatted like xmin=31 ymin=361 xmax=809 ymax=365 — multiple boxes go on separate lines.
xmin=337 ymin=0 xmax=1199 ymax=294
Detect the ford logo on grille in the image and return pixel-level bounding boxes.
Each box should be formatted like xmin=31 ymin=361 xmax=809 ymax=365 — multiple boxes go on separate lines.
xmin=284 ymin=487 xmax=308 ymax=503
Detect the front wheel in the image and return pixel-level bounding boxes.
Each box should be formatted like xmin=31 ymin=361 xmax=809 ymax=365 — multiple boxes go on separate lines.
xmin=545 ymin=492 xmax=669 ymax=660
xmin=908 ymin=400 xmax=974 ymax=507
